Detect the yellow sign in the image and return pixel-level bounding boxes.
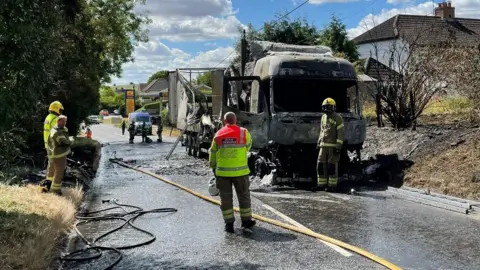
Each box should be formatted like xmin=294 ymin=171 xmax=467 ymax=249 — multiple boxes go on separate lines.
xmin=126 ymin=99 xmax=135 ymax=115
xmin=124 ymin=89 xmax=135 ymax=116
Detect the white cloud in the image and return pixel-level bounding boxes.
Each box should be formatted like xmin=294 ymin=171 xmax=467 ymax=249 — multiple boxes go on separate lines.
xmin=111 ymin=42 xmax=234 ymax=85
xmin=308 ymin=0 xmax=360 ymax=3
xmin=137 ymin=0 xmax=243 ymax=42
xmin=387 ymin=0 xmax=410 ymax=4
xmin=347 ymin=0 xmax=480 ymax=39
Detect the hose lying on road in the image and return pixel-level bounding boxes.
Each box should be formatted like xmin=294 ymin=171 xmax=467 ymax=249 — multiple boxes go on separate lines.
xmin=60 ymin=200 xmax=177 ymax=270
xmin=109 ymin=158 xmax=402 ymax=270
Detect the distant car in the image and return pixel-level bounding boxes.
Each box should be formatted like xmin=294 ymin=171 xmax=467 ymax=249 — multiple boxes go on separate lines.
xmin=87 ymin=115 xmax=101 ymax=124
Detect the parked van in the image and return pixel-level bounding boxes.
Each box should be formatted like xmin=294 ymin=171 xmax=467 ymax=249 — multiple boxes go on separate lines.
xmin=128 ymin=112 xmax=153 ymax=136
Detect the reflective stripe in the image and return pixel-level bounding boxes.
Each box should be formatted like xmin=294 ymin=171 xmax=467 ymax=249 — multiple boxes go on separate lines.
xmin=51 ymin=183 xmax=62 ymax=188
xmin=223 ymin=213 xmax=234 ymax=219
xmin=48 ymin=149 xmax=71 ymax=159
xmin=239 ymin=208 xmax=251 ymax=213
xmin=218 ymin=144 xmax=246 ymax=148
xmin=240 ymin=212 xmax=251 ymax=217
xmin=47 ymin=177 xmax=54 ymax=180
xmin=222 ymin=209 xmax=233 ymax=215
xmin=337 ymin=140 xmax=343 ymax=144
xmin=319 ymin=143 xmax=336 ymax=147
xmin=337 ymin=124 xmax=344 ymax=129
xmin=55 ymin=135 xmax=67 ymax=143
xmin=216 ymin=165 xmax=249 ymax=172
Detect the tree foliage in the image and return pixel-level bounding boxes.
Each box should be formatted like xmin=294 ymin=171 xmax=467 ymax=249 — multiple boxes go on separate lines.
xmin=0 ymin=0 xmax=149 ymax=169
xmin=99 ymin=86 xmax=124 ymax=111
xmin=316 ymin=16 xmax=359 ymax=62
xmin=231 ymin=16 xmax=359 ymax=69
xmin=147 ymin=70 xmax=169 ymax=84
xmin=195 ymin=72 xmax=213 ymax=87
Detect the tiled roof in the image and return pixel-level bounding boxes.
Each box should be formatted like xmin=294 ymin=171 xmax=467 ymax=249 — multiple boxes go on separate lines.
xmin=142 ymin=79 xmax=168 ymax=93
xmin=363 ymin=57 xmax=401 ymax=82
xmin=353 ymin=15 xmax=480 ymax=46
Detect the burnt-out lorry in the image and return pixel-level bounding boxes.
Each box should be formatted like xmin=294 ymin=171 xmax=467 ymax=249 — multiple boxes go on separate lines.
xmin=168 ymin=41 xmax=366 ymax=185
xmin=218 ymin=41 xmax=366 ymax=185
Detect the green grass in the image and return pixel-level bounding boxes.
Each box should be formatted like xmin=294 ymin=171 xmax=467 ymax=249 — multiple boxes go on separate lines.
xmin=423 ymin=97 xmax=472 ymax=115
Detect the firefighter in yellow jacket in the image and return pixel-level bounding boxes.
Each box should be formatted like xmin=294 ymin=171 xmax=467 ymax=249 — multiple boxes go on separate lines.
xmin=41 ymin=101 xmax=64 ymax=191
xmin=47 ymin=115 xmax=71 ymax=195
xmin=317 ymin=98 xmax=344 ymax=191
xmin=209 ymin=112 xmax=256 ymax=233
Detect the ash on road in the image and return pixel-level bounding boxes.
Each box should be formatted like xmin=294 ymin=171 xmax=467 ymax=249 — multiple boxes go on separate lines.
xmin=67 ymin=125 xmax=480 ymax=270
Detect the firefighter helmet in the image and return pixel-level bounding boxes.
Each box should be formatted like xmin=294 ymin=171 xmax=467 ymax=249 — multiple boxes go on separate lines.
xmin=322 ymin=98 xmax=336 ymax=112
xmin=49 ymin=101 xmax=64 ymax=114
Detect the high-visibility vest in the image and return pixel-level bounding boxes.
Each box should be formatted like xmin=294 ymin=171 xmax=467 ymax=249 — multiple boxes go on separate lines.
xmin=43 ymin=113 xmax=59 ymax=148
xmin=209 ymin=125 xmax=252 ymax=177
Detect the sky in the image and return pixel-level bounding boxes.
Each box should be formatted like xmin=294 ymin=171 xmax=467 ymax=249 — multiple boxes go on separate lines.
xmin=111 ymin=0 xmax=480 ymax=85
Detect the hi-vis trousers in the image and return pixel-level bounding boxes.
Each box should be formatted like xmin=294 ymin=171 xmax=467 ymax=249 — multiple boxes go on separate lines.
xmin=317 ymin=147 xmax=340 ymax=187
xmin=216 ymin=175 xmax=252 ymax=224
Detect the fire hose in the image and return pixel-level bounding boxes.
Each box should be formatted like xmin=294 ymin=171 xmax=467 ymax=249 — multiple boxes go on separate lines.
xmin=60 ymin=200 xmax=177 ymax=270
xmin=109 ymin=157 xmax=402 ymax=270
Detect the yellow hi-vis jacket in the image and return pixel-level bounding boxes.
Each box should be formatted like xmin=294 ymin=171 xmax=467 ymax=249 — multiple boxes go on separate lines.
xmin=47 ymin=126 xmax=71 ymax=159
xmin=44 ymin=113 xmax=59 ymax=148
xmin=317 ymin=112 xmax=344 ymax=149
xmin=209 ymin=124 xmax=252 ymax=177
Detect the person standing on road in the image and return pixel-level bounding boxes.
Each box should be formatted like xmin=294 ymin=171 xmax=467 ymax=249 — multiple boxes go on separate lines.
xmin=128 ymin=121 xmax=135 ymax=144
xmin=47 ymin=115 xmax=71 ymax=195
xmin=121 ymin=120 xmax=126 ymax=135
xmin=141 ymin=121 xmax=147 ymax=143
xmin=317 ymin=98 xmax=344 ymax=191
xmin=209 ymin=112 xmax=256 ymax=233
xmin=41 ymin=101 xmax=64 ymax=191
xmin=156 ymin=116 xmax=163 ymax=143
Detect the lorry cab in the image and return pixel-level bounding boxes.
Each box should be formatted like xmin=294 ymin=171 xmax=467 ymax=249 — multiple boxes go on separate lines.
xmin=128 ymin=112 xmax=153 ymax=136
xmin=220 ymin=48 xmax=366 ymax=183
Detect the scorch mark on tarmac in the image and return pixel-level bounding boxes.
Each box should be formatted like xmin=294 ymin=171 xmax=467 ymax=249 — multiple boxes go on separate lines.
xmin=260 ymin=203 xmax=353 ymax=257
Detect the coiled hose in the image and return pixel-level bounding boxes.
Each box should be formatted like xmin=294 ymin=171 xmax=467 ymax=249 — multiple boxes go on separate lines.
xmin=60 ymin=200 xmax=177 ymax=270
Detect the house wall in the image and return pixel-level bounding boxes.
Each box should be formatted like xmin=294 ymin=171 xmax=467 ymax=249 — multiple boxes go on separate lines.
xmin=357 ymin=39 xmax=409 ymax=72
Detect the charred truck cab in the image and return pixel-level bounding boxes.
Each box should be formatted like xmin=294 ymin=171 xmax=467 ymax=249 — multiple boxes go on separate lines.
xmin=221 ymin=41 xmax=366 ymax=185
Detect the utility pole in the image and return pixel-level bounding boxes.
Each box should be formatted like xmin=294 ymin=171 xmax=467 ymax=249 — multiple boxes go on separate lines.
xmin=240 ymin=29 xmax=247 ymax=76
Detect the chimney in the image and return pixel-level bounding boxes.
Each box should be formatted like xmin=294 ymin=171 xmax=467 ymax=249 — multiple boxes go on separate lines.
xmin=435 ymin=1 xmax=455 ymax=19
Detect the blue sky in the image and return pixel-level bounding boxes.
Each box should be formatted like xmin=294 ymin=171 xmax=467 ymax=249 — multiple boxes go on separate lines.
xmin=111 ymin=0 xmax=480 ymax=85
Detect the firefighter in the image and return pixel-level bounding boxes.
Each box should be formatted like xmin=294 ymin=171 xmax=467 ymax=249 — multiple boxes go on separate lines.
xmin=141 ymin=121 xmax=147 ymax=143
xmin=209 ymin=112 xmax=256 ymax=233
xmin=156 ymin=116 xmax=163 ymax=143
xmin=47 ymin=115 xmax=71 ymax=195
xmin=41 ymin=101 xmax=64 ymax=191
xmin=317 ymin=98 xmax=344 ymax=191
xmin=128 ymin=121 xmax=135 ymax=144
xmin=121 ymin=120 xmax=126 ymax=135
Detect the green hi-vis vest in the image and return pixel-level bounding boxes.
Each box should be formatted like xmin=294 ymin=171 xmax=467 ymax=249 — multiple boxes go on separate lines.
xmin=44 ymin=113 xmax=59 ymax=147
xmin=209 ymin=125 xmax=252 ymax=177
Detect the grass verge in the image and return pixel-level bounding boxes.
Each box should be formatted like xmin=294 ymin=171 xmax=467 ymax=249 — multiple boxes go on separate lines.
xmin=405 ymin=136 xmax=480 ymax=200
xmin=0 ymin=184 xmax=83 ymax=270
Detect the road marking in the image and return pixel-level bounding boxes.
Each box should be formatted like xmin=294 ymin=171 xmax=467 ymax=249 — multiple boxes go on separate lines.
xmin=260 ymin=203 xmax=353 ymax=257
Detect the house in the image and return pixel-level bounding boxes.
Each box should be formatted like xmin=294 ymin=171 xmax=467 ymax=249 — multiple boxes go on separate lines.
xmin=352 ymin=1 xmax=480 ymax=73
xmin=138 ymin=79 xmax=169 ymax=103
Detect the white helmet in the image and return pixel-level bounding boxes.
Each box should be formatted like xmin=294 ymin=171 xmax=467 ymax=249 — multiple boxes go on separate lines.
xmin=208 ymin=177 xmax=219 ymax=196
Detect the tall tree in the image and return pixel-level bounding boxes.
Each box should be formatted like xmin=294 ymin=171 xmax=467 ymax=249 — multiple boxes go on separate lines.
xmin=147 ymin=70 xmax=169 ymax=84
xmin=317 ymin=16 xmax=359 ymax=62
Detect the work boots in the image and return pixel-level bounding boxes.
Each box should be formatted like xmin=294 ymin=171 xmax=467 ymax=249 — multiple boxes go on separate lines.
xmin=225 ymin=223 xmax=234 ymax=233
xmin=241 ymin=220 xmax=256 ymax=229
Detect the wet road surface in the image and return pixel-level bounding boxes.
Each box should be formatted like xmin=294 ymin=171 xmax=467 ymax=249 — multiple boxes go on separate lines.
xmin=70 ymin=124 xmax=480 ymax=270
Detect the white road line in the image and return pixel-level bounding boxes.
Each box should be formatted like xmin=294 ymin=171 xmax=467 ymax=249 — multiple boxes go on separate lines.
xmin=261 ymin=203 xmax=353 ymax=257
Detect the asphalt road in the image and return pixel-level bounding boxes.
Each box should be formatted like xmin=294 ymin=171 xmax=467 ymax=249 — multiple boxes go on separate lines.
xmin=65 ymin=124 xmax=480 ymax=270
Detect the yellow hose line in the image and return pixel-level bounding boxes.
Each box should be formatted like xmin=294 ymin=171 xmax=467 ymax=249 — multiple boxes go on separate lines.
xmin=111 ymin=159 xmax=402 ymax=270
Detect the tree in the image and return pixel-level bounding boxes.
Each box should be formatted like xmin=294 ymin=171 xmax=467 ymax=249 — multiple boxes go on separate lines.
xmin=366 ymin=23 xmax=460 ymax=128
xmin=0 ymin=0 xmax=150 ymax=170
xmin=316 ymin=16 xmax=359 ymax=62
xmin=99 ymin=86 xmax=124 ymax=111
xmin=147 ymin=70 xmax=169 ymax=84
xmin=195 ymin=72 xmax=213 ymax=87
